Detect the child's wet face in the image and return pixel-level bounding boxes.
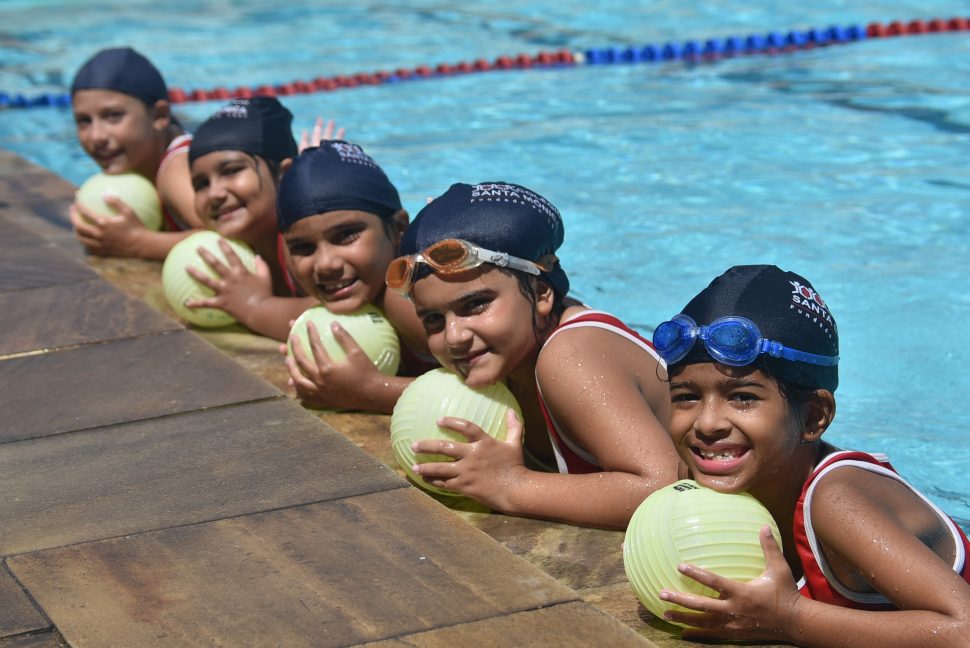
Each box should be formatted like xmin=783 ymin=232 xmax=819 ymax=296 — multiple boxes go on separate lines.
xmin=668 ymin=362 xmax=803 ymax=498
xmin=411 ymin=267 xmax=542 ymax=388
xmin=72 ymin=90 xmax=158 ymax=176
xmin=191 ymin=151 xmax=278 ymax=247
xmin=283 ymin=210 xmax=397 ymax=313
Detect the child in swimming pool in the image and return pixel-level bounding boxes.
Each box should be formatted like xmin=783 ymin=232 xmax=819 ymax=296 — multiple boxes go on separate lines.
xmin=651 ymin=265 xmax=970 ymax=646
xmin=277 ymin=141 xmax=436 ymax=413
xmin=69 ymin=47 xmax=203 ymax=259
xmin=385 ymin=181 xmax=680 ymax=529
xmin=183 ymin=97 xmax=320 ymax=340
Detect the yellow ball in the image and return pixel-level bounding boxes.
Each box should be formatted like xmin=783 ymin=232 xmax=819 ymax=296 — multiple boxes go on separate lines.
xmin=623 ymin=479 xmax=782 ymax=628
xmin=161 ymin=231 xmax=256 ymax=328
xmin=76 ymin=172 xmax=163 ymax=231
xmin=389 ymin=368 xmax=522 ymax=497
xmin=286 ymin=304 xmax=401 ymax=376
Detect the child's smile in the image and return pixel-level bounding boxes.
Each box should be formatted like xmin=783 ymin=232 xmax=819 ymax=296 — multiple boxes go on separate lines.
xmin=411 ymin=267 xmax=544 ymax=389
xmin=669 ymin=362 xmax=802 ymax=499
xmin=191 ymin=151 xmax=278 ymax=247
xmin=283 ymin=210 xmax=399 ymax=315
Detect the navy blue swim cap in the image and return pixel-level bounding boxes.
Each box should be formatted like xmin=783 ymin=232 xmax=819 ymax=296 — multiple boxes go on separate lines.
xmin=398 ymin=182 xmax=569 ymax=299
xmin=189 ymin=97 xmax=298 ymax=166
xmin=71 ymin=47 xmax=168 ymax=106
xmin=276 ymin=141 xmax=403 ymax=231
xmin=675 ymin=265 xmax=839 ymax=392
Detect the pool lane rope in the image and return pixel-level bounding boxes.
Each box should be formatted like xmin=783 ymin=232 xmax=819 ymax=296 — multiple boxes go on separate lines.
xmin=2 ymin=17 xmax=967 ymax=110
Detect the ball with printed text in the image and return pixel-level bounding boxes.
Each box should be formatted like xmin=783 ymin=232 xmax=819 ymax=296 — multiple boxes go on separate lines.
xmin=286 ymin=304 xmax=401 ymax=377
xmin=623 ymin=479 xmax=782 ymax=629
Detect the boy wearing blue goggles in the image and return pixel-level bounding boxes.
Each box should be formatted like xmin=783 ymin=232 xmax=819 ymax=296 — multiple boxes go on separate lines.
xmin=653 ymin=314 xmax=839 ymax=368
xmin=649 ymin=265 xmax=970 ymax=645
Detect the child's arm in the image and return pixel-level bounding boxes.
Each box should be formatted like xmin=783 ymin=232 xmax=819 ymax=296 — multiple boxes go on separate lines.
xmin=661 ymin=472 xmax=970 ymax=646
xmin=284 ymin=320 xmax=414 ymax=413
xmin=156 ymin=148 xmax=204 ymax=230
xmin=70 ymin=197 xmax=198 ymax=260
xmin=411 ymin=328 xmax=681 ymax=529
xmin=183 ymin=239 xmax=316 ymax=341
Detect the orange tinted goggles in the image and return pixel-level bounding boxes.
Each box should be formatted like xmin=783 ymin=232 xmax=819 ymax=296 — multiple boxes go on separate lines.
xmin=386 ymin=238 xmax=555 ymax=295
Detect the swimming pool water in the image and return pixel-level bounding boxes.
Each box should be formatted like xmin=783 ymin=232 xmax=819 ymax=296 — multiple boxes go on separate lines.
xmin=1 ymin=0 xmax=968 ymax=529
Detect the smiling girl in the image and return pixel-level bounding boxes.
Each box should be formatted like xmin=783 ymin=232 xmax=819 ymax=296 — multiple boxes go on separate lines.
xmin=277 ymin=141 xmax=435 ymax=412
xmin=69 ymin=47 xmax=202 ymax=259
xmin=652 ymin=264 xmax=970 ymax=646
xmin=385 ymin=181 xmax=679 ymax=529
xmin=183 ymin=97 xmax=318 ymax=339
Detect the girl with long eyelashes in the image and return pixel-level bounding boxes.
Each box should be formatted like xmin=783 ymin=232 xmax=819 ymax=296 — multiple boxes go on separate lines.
xmin=651 ymin=264 xmax=970 ymax=646
xmin=386 ymin=181 xmax=679 ymax=529
xmin=69 ymin=47 xmax=203 ymax=259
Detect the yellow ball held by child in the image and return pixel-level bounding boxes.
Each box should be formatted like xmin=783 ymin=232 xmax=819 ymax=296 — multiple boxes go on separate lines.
xmin=76 ymin=172 xmax=163 ymax=231
xmin=286 ymin=304 xmax=401 ymax=376
xmin=161 ymin=230 xmax=257 ymax=328
xmin=389 ymin=368 xmax=523 ymax=497
xmin=623 ymin=479 xmax=782 ymax=628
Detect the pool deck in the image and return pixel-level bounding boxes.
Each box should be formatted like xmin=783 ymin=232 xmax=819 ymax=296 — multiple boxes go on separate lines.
xmin=0 ymin=149 xmax=789 ymax=647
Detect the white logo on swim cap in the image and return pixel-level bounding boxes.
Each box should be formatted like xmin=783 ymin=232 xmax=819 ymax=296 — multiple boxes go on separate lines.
xmin=469 ymin=183 xmax=560 ymax=231
xmin=330 ymin=141 xmax=381 ymax=170
xmin=789 ymin=280 xmax=836 ymax=336
xmin=213 ymin=99 xmax=250 ymax=119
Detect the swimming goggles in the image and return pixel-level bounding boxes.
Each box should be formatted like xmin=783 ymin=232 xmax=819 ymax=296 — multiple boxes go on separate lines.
xmin=386 ymin=238 xmax=556 ymax=294
xmin=652 ymin=314 xmax=839 ymax=367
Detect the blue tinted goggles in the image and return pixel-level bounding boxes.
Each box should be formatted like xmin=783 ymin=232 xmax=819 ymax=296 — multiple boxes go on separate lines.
xmin=653 ymin=314 xmax=839 ymax=368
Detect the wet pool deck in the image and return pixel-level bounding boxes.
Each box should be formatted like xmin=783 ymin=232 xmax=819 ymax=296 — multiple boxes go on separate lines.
xmin=0 ymin=149 xmax=788 ymax=647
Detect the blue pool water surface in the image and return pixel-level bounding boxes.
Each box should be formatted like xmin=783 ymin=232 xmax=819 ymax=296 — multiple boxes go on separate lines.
xmin=1 ymin=1 xmax=968 ymax=529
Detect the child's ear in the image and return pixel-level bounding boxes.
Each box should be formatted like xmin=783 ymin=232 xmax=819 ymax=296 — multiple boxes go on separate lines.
xmin=534 ymin=280 xmax=555 ymax=318
xmin=801 ymin=389 xmax=836 ymax=443
xmin=150 ymin=99 xmax=172 ymax=131
xmin=390 ymin=209 xmax=409 ymax=246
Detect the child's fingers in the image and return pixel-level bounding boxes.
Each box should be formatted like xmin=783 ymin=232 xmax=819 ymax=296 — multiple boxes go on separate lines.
xmin=411 ymin=456 xmax=461 ymax=480
xmin=196 ymin=246 xmax=229 ymax=276
xmin=70 ymin=204 xmax=104 ymax=234
xmin=253 ymin=254 xmax=271 ymax=280
xmin=102 ymin=195 xmax=141 ymax=224
xmin=305 ymin=321 xmax=335 ymax=367
xmin=284 ymin=352 xmax=317 ymax=391
xmin=329 ymin=322 xmax=366 ymax=357
xmin=676 ymin=562 xmax=730 ymax=596
xmin=217 ymin=238 xmax=244 ymax=269
xmin=334 ymin=126 xmax=345 ymax=140
xmin=659 ymin=584 xmax=721 ymax=615
xmin=758 ymin=525 xmax=789 ymax=574
xmin=505 ymin=409 xmax=524 ymax=446
xmin=436 ymin=416 xmax=487 ymax=441
xmin=185 ymin=264 xmax=221 ymax=291
xmin=183 ymin=296 xmax=220 ymax=309
xmin=661 ymin=606 xmax=713 ymax=629
xmin=411 ymin=437 xmax=465 ymax=460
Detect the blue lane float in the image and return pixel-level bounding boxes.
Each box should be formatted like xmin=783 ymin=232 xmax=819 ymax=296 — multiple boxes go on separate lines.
xmin=0 ymin=17 xmax=966 ymax=110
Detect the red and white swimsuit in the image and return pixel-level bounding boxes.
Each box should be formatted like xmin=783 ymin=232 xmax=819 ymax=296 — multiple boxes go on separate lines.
xmin=794 ymin=450 xmax=970 ymax=608
xmin=157 ymin=133 xmax=192 ymax=231
xmin=536 ymin=310 xmax=664 ymax=474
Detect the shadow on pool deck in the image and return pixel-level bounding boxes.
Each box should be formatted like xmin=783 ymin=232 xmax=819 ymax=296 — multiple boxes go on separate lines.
xmin=0 ymin=149 xmax=788 ymax=647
